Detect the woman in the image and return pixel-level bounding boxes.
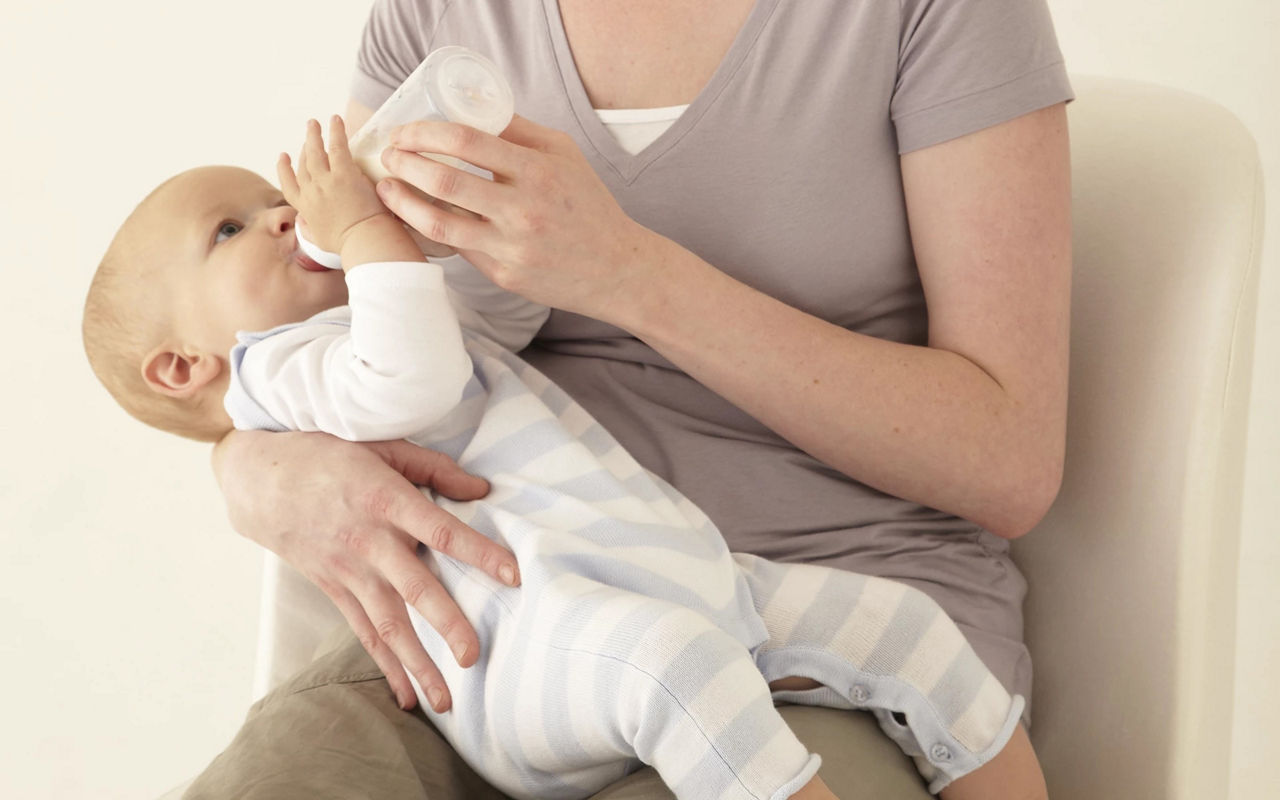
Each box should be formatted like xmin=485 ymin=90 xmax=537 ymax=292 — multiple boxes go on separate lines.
xmin=194 ymin=0 xmax=1072 ymax=797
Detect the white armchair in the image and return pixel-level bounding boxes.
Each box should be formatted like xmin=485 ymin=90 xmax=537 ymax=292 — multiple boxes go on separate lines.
xmin=232 ymin=75 xmax=1266 ymax=800
xmin=1012 ymin=75 xmax=1264 ymax=799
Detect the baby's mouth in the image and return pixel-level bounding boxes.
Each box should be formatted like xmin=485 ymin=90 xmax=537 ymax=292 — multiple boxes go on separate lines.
xmin=295 ymin=252 xmax=330 ymax=272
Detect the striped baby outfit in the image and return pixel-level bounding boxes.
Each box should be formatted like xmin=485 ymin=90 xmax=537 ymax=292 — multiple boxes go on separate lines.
xmin=224 ymin=258 xmax=1023 ymax=798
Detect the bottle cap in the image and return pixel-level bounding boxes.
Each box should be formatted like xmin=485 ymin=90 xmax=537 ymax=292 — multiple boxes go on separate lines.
xmin=422 ymin=46 xmax=514 ymax=135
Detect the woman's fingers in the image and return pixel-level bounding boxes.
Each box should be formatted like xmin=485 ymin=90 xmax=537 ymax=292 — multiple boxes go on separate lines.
xmin=326 ymin=586 xmax=426 ymax=711
xmin=495 ymin=113 xmax=572 ymax=153
xmin=375 ymin=177 xmax=490 ymax=251
xmin=384 ymin=478 xmax=521 ymax=589
xmin=366 ymin=438 xmax=518 ymax=584
xmin=367 ymin=439 xmax=490 ymax=501
xmin=389 ymin=120 xmax=521 ymax=177
xmin=350 ymin=570 xmax=462 ymax=712
xmin=374 ymin=539 xmax=483 ymax=673
xmin=380 ymin=147 xmax=509 ymax=218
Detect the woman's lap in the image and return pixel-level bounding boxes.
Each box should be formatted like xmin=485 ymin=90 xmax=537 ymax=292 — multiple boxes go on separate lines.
xmin=183 ymin=628 xmax=931 ymax=800
xmin=588 ymin=705 xmax=931 ymax=800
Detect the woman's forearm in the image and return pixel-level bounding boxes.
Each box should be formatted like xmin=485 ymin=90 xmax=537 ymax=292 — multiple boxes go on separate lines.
xmin=613 ymin=233 xmax=1061 ymax=539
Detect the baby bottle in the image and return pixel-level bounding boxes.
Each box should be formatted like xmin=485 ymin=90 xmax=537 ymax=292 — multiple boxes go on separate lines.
xmin=299 ymin=47 xmax=513 ymax=270
xmin=348 ymin=46 xmax=515 ymax=183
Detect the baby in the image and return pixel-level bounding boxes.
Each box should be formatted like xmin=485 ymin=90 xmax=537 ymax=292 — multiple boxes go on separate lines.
xmin=82 ymin=116 xmax=1045 ymax=800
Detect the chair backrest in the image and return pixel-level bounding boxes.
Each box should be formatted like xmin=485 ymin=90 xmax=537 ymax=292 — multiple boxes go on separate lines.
xmin=1012 ymin=75 xmax=1264 ymax=800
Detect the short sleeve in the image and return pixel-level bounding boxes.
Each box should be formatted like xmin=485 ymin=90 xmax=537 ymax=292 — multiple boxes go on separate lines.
xmin=891 ymin=0 xmax=1074 ymax=154
xmin=350 ymin=0 xmax=442 ymax=110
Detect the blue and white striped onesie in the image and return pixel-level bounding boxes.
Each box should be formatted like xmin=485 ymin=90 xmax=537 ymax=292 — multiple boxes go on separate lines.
xmin=224 ymin=257 xmax=1024 ymax=799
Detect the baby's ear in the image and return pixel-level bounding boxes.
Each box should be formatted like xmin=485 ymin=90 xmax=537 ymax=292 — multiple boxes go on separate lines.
xmin=141 ymin=346 xmax=223 ymax=399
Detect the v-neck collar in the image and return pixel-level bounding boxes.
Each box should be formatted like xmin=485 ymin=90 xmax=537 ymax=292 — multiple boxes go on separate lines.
xmin=540 ymin=0 xmax=781 ymax=184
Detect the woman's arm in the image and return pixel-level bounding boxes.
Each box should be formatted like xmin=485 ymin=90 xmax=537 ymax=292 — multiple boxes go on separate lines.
xmin=372 ymin=104 xmax=1071 ymax=538
xmin=618 ymin=104 xmax=1071 ymax=539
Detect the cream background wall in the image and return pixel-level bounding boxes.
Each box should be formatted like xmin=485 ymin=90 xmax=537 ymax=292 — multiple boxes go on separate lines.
xmin=0 ymin=1 xmax=1274 ymax=797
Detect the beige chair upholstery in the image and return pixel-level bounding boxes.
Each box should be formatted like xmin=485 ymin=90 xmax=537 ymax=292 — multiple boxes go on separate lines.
xmin=235 ymin=76 xmax=1265 ymax=799
xmin=1012 ymin=75 xmax=1263 ymax=799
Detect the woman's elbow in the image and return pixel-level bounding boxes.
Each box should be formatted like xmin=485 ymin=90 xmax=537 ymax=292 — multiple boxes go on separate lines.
xmin=984 ymin=453 xmax=1065 ymax=540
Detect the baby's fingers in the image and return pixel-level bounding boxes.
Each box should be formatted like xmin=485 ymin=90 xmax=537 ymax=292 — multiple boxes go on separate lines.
xmin=276 ymin=153 xmax=300 ymax=201
xmin=328 ymin=115 xmax=352 ymax=162
xmin=303 ymin=118 xmax=330 ymax=174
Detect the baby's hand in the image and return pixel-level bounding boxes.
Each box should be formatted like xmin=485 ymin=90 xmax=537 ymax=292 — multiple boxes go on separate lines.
xmin=277 ymin=116 xmax=391 ymax=253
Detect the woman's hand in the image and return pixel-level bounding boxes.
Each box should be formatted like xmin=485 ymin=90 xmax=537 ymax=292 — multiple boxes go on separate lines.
xmin=212 ymin=429 xmax=520 ymax=713
xmin=372 ymin=114 xmax=662 ymax=320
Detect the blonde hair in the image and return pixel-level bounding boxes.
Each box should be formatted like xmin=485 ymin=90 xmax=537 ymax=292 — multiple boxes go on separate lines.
xmin=82 ymin=181 xmax=231 ymax=443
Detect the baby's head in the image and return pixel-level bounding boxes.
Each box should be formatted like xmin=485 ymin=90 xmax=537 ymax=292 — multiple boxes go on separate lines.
xmin=83 ymin=165 xmax=348 ymax=441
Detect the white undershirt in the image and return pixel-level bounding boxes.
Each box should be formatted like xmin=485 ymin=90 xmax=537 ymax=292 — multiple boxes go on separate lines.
xmin=594 ymin=104 xmax=688 ymax=155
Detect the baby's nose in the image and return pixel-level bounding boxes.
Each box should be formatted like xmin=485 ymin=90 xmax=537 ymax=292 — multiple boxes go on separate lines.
xmin=267 ymin=205 xmax=296 ymax=235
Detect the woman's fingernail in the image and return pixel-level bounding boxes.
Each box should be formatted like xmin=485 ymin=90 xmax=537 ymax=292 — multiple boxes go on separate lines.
xmin=499 ymin=563 xmax=518 ymax=586
xmin=427 ymin=687 xmax=443 ymax=710
xmin=452 ymin=640 xmax=470 ymax=663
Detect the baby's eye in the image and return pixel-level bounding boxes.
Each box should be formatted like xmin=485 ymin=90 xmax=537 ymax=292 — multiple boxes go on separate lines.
xmin=214 ymin=221 xmax=243 ymax=243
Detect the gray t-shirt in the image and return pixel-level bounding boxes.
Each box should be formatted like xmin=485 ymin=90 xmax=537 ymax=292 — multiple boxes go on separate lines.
xmin=351 ymin=0 xmax=1074 ymax=710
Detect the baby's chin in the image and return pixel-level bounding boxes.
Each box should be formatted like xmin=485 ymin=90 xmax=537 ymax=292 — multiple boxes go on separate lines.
xmin=299 ymin=269 xmax=350 ymax=314
xmin=262 ymin=292 xmax=349 ymax=334
xmin=307 ymin=285 xmax=350 ymax=317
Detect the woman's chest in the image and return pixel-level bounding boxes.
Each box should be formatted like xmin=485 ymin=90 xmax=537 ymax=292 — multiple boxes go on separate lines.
xmin=556 ymin=0 xmax=756 ymax=108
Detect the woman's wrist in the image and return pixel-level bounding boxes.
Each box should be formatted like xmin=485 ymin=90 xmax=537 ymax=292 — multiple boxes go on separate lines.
xmin=210 ymin=428 xmax=286 ymax=547
xmin=607 ymin=229 xmax=733 ymax=341
xmin=210 ymin=428 xmax=247 ymax=490
xmin=600 ymin=226 xmax=699 ymax=334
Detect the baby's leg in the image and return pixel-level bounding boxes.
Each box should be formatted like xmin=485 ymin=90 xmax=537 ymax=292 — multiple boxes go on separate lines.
xmin=408 ymin=547 xmax=828 ymax=800
xmin=520 ymin=576 xmax=825 ymax=800
xmin=733 ymin=553 xmax=1034 ymax=796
